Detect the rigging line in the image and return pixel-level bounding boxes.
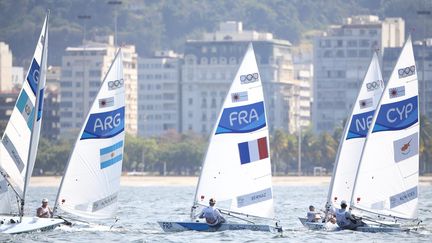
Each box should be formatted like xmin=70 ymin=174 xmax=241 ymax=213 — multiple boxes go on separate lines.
xmin=220 ymin=211 xmax=255 ymax=224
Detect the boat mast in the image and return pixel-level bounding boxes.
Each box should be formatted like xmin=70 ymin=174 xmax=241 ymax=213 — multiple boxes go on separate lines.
xmin=21 ymin=10 xmax=49 ymax=221
xmin=52 ymin=48 xmax=122 ymax=216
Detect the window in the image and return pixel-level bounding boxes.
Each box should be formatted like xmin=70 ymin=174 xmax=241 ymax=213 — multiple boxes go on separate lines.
xmin=61 ymin=81 xmax=73 ymax=87
xmin=89 ymin=70 xmax=100 ymax=77
xmin=75 ymin=71 xmax=84 ymax=77
xmin=188 ymin=98 xmax=193 ymax=105
xmin=62 ymin=70 xmax=72 ymax=77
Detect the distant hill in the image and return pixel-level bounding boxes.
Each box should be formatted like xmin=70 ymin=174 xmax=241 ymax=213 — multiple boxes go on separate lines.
xmin=0 ymin=0 xmax=430 ymax=66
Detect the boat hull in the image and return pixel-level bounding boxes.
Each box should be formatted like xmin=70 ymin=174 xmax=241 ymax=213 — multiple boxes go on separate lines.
xmin=158 ymin=221 xmax=280 ymax=232
xmin=0 ymin=215 xmax=65 ymax=234
xmin=299 ymin=217 xmax=411 ymax=232
xmin=298 ymin=217 xmax=338 ymax=231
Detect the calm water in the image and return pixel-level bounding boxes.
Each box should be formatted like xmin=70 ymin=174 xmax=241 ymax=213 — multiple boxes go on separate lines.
xmin=1 ymin=185 xmax=431 ymax=242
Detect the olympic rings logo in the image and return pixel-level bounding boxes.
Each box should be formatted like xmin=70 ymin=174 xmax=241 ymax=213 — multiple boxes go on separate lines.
xmin=366 ymin=80 xmax=383 ymax=92
xmin=108 ymin=79 xmax=124 ymax=90
xmin=398 ymin=65 xmax=415 ymax=79
xmin=240 ymin=73 xmax=259 ymax=84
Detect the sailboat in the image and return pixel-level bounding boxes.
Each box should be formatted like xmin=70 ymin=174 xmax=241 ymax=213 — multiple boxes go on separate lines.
xmin=158 ymin=44 xmax=281 ymax=232
xmin=299 ymin=51 xmax=385 ymax=230
xmin=0 ymin=12 xmax=65 ymax=234
xmin=348 ymin=36 xmax=421 ymax=232
xmin=52 ymin=49 xmax=125 ymax=222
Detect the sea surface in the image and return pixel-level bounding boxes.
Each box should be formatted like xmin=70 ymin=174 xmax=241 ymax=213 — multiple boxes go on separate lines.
xmin=0 ymin=185 xmax=431 ymax=242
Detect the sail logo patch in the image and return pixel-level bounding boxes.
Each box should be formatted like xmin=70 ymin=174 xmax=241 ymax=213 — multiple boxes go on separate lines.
xmin=346 ymin=110 xmax=374 ymax=139
xmin=16 ymin=90 xmax=35 ymax=129
xmin=1 ymin=134 xmax=25 ymax=172
xmin=231 ymin=91 xmax=248 ymax=103
xmin=390 ymin=186 xmax=417 ymax=208
xmin=92 ymin=192 xmax=118 ymax=212
xmin=359 ymin=98 xmax=373 ymax=109
xmin=81 ymin=106 xmax=125 ymax=140
xmin=26 ymin=58 xmax=40 ymax=95
xmin=398 ymin=65 xmax=415 ymax=79
xmin=237 ymin=187 xmax=272 ymax=208
xmin=393 ymin=132 xmax=418 ymax=163
xmin=99 ymin=97 xmax=114 ymax=108
xmin=215 ymin=101 xmax=266 ymax=134
xmin=238 ymin=137 xmax=268 ymax=164
xmin=240 ymin=73 xmax=259 ymax=84
xmin=108 ymin=79 xmax=124 ymax=90
xmin=389 ymin=86 xmax=405 ymax=99
xmin=373 ymin=96 xmax=418 ymax=133
xmin=366 ymin=80 xmax=383 ymax=92
xmin=100 ymin=140 xmax=123 ymax=169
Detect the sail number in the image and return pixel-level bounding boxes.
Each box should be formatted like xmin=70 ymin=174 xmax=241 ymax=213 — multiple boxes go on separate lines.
xmin=161 ymin=222 xmax=172 ymax=229
xmin=386 ymin=103 xmax=413 ymax=123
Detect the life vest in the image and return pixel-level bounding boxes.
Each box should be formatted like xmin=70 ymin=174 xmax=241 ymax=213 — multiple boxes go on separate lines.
xmin=202 ymin=207 xmax=217 ymax=224
xmin=335 ymin=208 xmax=350 ymax=227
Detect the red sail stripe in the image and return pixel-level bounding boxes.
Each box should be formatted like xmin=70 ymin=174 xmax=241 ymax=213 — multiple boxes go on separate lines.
xmin=257 ymin=137 xmax=268 ymax=160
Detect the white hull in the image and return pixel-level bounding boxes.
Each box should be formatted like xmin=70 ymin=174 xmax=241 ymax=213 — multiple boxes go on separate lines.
xmin=298 ymin=217 xmax=338 ymax=231
xmin=0 ymin=215 xmax=65 ymax=234
xmin=158 ymin=221 xmax=281 ymax=233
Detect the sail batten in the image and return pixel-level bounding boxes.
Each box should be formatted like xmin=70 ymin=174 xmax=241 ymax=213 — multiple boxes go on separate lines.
xmin=54 ymin=49 xmax=125 ymax=219
xmin=351 ymin=36 xmax=419 ymax=220
xmin=194 ymin=44 xmax=274 ymax=219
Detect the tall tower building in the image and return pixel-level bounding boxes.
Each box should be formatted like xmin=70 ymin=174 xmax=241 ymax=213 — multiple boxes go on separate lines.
xmin=138 ymin=50 xmax=181 ymax=137
xmin=0 ymin=42 xmax=13 ymax=92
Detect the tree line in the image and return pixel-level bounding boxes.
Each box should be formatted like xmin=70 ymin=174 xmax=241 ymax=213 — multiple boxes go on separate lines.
xmin=29 ymin=116 xmax=432 ymax=176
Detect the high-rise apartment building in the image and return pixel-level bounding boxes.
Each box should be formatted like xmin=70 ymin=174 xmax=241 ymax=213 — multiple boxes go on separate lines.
xmin=60 ymin=36 xmax=137 ymax=136
xmin=181 ymin=21 xmax=308 ymax=135
xmin=0 ymin=42 xmax=13 ymax=92
xmin=313 ymin=16 xmax=405 ymax=133
xmin=138 ymin=50 xmax=181 ymax=137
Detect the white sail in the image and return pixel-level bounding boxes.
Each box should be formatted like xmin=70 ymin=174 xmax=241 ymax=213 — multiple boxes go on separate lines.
xmin=0 ymin=14 xmax=48 ymax=199
xmin=327 ymin=53 xmax=384 ymax=208
xmin=194 ymin=44 xmax=274 ymax=219
xmin=54 ymin=50 xmax=125 ymax=219
xmin=351 ymin=36 xmax=419 ymax=219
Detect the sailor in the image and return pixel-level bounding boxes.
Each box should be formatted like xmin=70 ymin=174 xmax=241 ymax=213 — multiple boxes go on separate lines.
xmin=198 ymin=198 xmax=226 ymax=226
xmin=36 ymin=198 xmax=53 ymax=218
xmin=306 ymin=205 xmax=321 ymax=222
xmin=335 ymin=200 xmax=365 ymax=230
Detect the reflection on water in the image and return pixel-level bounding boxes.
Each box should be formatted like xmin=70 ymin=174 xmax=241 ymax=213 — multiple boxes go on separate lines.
xmin=0 ymin=185 xmax=430 ymax=242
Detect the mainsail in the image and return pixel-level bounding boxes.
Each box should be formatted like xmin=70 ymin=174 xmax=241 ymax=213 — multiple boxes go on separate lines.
xmin=0 ymin=14 xmax=48 ymax=202
xmin=193 ymin=44 xmax=274 ymax=219
xmin=351 ymin=36 xmax=419 ymax=219
xmin=327 ymin=52 xmax=384 ymax=208
xmin=54 ymin=50 xmax=125 ymax=219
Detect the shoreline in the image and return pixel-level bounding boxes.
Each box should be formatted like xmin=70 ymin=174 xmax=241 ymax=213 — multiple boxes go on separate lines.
xmin=29 ymin=175 xmax=432 ymax=187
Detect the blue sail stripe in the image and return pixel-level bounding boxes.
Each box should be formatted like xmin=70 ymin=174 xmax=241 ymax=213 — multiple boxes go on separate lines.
xmin=100 ymin=154 xmax=123 ymax=169
xmin=100 ymin=140 xmax=124 ymax=155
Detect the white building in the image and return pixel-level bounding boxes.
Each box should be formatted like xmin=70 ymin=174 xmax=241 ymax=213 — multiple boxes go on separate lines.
xmin=181 ymin=21 xmax=308 ymax=135
xmin=11 ymin=66 xmax=23 ymax=89
xmin=0 ymin=42 xmax=13 ymax=92
xmin=60 ymin=36 xmax=138 ymax=136
xmin=313 ymin=16 xmax=405 ymax=133
xmin=138 ymin=50 xmax=181 ymax=137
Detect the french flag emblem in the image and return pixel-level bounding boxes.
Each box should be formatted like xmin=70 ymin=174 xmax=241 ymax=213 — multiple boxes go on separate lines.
xmin=238 ymin=137 xmax=268 ymax=164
